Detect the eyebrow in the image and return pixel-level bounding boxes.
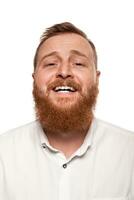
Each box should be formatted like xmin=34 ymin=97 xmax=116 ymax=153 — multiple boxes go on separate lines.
xmin=40 ymin=51 xmax=59 ymax=61
xmin=70 ymin=50 xmax=89 ymax=59
xmin=38 ymin=51 xmax=59 ymax=66
xmin=39 ymin=49 xmax=89 ymax=65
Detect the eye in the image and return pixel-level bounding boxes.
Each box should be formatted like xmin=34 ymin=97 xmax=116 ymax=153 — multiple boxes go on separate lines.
xmin=45 ymin=63 xmax=57 ymax=67
xmin=75 ymin=62 xmax=85 ymax=66
xmin=47 ymin=63 xmax=56 ymax=66
xmin=76 ymin=63 xmax=82 ymax=65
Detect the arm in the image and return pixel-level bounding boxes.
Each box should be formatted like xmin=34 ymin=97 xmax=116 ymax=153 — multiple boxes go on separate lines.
xmin=0 ymin=156 xmax=8 ymax=199
xmin=130 ymin=165 xmax=134 ymax=199
xmin=0 ymin=158 xmax=4 ymax=197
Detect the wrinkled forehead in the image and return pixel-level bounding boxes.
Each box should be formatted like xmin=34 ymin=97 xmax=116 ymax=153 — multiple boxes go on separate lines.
xmin=37 ymin=33 xmax=94 ymax=61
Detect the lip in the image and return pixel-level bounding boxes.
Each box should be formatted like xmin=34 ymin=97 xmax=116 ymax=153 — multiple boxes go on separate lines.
xmin=54 ymin=86 xmax=76 ymax=92
xmin=51 ymin=90 xmax=78 ymax=96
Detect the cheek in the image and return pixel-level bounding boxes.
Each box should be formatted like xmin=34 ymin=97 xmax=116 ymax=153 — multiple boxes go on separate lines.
xmin=35 ymin=70 xmax=53 ymax=88
xmin=77 ymin=71 xmax=96 ymax=89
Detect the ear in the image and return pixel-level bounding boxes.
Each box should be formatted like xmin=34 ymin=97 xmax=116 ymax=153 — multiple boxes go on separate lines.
xmin=96 ymin=70 xmax=101 ymax=85
xmin=32 ymin=73 xmax=35 ymax=79
xmin=97 ymin=70 xmax=101 ymax=76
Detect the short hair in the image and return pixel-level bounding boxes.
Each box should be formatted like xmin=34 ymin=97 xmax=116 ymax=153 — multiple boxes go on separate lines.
xmin=33 ymin=22 xmax=97 ymax=70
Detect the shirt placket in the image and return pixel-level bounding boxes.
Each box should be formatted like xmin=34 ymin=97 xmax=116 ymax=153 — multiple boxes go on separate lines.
xmin=58 ymin=162 xmax=70 ymax=200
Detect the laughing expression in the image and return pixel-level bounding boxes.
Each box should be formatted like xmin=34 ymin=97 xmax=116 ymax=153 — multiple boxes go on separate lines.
xmin=33 ymin=33 xmax=99 ymax=107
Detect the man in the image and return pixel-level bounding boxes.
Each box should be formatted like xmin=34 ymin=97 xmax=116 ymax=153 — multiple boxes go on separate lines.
xmin=0 ymin=22 xmax=134 ymax=200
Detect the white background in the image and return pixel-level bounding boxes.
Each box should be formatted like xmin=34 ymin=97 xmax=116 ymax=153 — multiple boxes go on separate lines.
xmin=0 ymin=0 xmax=134 ymax=134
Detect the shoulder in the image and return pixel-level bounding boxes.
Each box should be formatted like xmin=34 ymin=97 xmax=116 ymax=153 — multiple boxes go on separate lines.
xmin=95 ymin=118 xmax=134 ymax=137
xmin=94 ymin=118 xmax=134 ymax=149
xmin=0 ymin=120 xmax=40 ymax=138
xmin=0 ymin=120 xmax=42 ymax=152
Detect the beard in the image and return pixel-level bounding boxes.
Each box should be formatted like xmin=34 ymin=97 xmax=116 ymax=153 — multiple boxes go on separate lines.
xmin=33 ymin=78 xmax=98 ymax=135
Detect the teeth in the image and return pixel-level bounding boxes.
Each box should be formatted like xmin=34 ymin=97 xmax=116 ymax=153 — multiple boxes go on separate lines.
xmin=54 ymin=86 xmax=75 ymax=92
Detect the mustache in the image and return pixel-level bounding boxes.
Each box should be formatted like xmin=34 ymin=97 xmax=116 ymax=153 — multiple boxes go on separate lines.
xmin=47 ymin=78 xmax=82 ymax=91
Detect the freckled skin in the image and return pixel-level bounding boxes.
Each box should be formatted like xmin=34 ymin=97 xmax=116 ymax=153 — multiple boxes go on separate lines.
xmin=32 ymin=33 xmax=100 ymax=157
xmin=33 ymin=33 xmax=99 ymax=106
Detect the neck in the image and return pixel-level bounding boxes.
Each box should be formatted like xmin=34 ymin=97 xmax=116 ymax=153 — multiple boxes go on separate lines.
xmin=43 ymin=122 xmax=91 ymax=159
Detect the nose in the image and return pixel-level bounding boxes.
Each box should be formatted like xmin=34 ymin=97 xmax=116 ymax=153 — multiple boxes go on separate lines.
xmin=56 ymin=62 xmax=73 ymax=79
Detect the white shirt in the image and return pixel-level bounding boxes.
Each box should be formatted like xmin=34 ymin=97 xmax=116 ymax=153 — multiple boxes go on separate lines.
xmin=0 ymin=118 xmax=134 ymax=200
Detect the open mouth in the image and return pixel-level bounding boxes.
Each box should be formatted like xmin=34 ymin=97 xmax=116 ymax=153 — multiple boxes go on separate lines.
xmin=53 ymin=86 xmax=77 ymax=93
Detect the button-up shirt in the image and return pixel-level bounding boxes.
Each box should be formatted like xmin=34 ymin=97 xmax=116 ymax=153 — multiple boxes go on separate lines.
xmin=0 ymin=118 xmax=134 ymax=200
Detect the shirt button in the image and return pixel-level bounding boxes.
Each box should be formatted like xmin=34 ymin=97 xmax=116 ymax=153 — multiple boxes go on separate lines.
xmin=63 ymin=164 xmax=67 ymax=168
xmin=42 ymin=143 xmax=46 ymax=148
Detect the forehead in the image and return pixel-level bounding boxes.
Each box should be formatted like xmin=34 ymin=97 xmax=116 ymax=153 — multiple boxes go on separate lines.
xmin=37 ymin=33 xmax=94 ymax=60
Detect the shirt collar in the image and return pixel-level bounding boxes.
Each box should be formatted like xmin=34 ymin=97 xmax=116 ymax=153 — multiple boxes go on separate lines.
xmin=74 ymin=117 xmax=97 ymax=157
xmin=37 ymin=122 xmax=59 ymax=153
xmin=38 ymin=117 xmax=97 ymax=156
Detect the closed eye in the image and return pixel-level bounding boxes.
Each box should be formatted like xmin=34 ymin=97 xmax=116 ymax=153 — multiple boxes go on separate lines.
xmin=48 ymin=63 xmax=55 ymax=65
xmin=75 ymin=63 xmax=85 ymax=66
xmin=45 ymin=63 xmax=57 ymax=66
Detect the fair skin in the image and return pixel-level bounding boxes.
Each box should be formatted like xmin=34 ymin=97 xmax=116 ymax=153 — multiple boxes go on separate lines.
xmin=33 ymin=33 xmax=100 ymax=158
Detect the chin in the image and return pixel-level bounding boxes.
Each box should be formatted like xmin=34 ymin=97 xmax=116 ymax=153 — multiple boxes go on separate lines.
xmin=49 ymin=94 xmax=80 ymax=108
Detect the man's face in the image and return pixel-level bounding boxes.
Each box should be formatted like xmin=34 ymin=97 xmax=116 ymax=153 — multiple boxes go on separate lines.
xmin=34 ymin=33 xmax=99 ymax=105
xmin=33 ymin=33 xmax=100 ymax=133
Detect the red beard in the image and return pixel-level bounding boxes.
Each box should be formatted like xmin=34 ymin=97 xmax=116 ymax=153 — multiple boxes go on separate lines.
xmin=33 ymin=78 xmax=98 ymax=135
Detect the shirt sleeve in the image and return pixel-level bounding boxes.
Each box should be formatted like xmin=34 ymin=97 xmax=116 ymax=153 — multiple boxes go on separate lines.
xmin=131 ymin=164 xmax=134 ymax=199
xmin=0 ymin=156 xmax=7 ymax=199
xmin=0 ymin=158 xmax=3 ymax=196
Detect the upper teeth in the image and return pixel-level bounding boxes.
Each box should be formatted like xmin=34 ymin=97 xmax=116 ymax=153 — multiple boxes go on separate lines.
xmin=54 ymin=86 xmax=75 ymax=92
